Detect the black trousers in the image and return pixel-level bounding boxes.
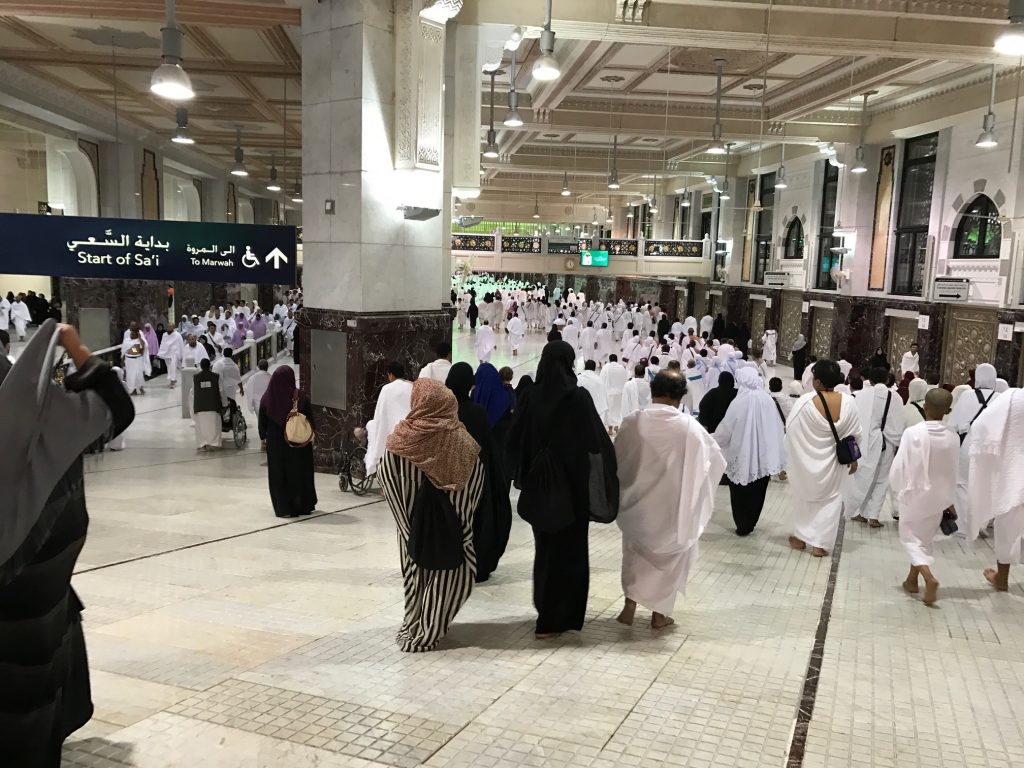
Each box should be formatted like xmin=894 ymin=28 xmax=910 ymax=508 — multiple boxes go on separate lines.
xmin=728 ymin=476 xmax=771 ymax=536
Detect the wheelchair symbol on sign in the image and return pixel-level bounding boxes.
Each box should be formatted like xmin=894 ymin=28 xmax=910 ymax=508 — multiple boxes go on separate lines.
xmin=241 ymin=246 xmax=259 ymax=269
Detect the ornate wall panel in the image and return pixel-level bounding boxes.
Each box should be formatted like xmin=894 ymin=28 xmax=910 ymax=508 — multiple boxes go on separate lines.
xmin=941 ymin=307 xmax=998 ymax=385
xmin=415 ymin=19 xmax=444 ymax=170
xmin=869 ymin=146 xmax=895 ymax=291
xmin=779 ymin=293 xmax=803 ymax=362
xmin=675 ymin=291 xmax=687 ymax=323
xmin=750 ymin=301 xmax=766 ymax=346
xmin=811 ymin=308 xmax=834 ymax=360
xmin=691 ymin=288 xmax=708 ymax=321
xmin=741 ymin=178 xmax=756 ymax=283
xmin=887 ymin=317 xmax=918 ymax=368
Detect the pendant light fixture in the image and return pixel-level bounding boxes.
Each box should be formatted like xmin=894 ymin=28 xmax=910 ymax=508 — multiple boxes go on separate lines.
xmin=151 ymin=0 xmax=194 ymax=101
xmin=718 ymin=144 xmax=731 ymax=200
xmin=832 ymin=59 xmax=857 ymax=236
xmin=171 ymin=107 xmax=194 ymax=144
xmin=606 ymin=196 xmax=613 ymax=224
xmin=532 ymin=192 xmax=540 ymax=219
xmin=851 ymin=94 xmax=870 ymax=172
xmin=290 ymin=182 xmax=303 ymax=204
xmin=708 ymin=58 xmax=727 ymax=154
xmin=230 ymin=128 xmax=248 ymax=177
xmin=266 ymin=154 xmax=282 ymax=191
xmin=976 ymin=64 xmax=999 ymax=148
xmin=504 ymin=48 xmax=524 ymax=128
xmin=996 ymin=0 xmax=1024 ymax=55
xmin=680 ymin=187 xmax=691 ymax=207
xmin=483 ymin=72 xmax=500 ymax=158
xmin=776 ymin=125 xmax=789 ymax=188
xmin=532 ymin=0 xmax=561 ymax=82
xmin=591 ymin=207 xmax=600 ymax=227
xmin=561 ymin=171 xmax=571 ymax=196
xmin=608 ymin=135 xmax=620 ymax=189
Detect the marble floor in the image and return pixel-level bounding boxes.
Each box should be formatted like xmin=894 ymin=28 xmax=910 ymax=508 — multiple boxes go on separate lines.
xmin=50 ymin=324 xmax=1024 ymax=767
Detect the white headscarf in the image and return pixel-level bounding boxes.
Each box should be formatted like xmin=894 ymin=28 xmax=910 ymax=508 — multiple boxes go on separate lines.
xmin=713 ymin=367 xmax=787 ymax=485
xmin=995 ymin=378 xmax=1009 ymax=393
xmin=975 ymin=363 xmax=997 ymax=390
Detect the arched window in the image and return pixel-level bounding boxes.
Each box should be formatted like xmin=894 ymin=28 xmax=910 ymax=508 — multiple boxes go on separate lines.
xmin=954 ymin=195 xmax=1001 ymax=259
xmin=784 ymin=219 xmax=804 ymax=259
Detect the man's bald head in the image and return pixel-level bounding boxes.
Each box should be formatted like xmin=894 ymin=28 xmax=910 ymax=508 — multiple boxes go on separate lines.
xmin=651 ymin=369 xmax=687 ymax=407
xmin=924 ymin=387 xmax=953 ymax=421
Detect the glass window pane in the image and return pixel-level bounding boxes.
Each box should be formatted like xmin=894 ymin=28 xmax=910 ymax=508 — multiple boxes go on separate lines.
xmin=898 ymin=162 xmax=935 ymax=228
xmin=906 ymin=133 xmax=938 ymax=161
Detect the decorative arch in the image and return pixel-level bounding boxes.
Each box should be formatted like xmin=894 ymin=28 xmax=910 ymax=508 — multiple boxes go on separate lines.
xmin=954 ymin=194 xmax=1001 ymax=259
xmin=783 ymin=218 xmax=804 ymax=260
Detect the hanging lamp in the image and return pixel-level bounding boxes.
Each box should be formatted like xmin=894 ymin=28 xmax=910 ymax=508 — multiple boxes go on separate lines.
xmin=561 ymin=171 xmax=571 ymax=196
xmin=171 ymin=107 xmax=193 ymax=144
xmin=150 ymin=0 xmax=194 ymax=101
xmin=996 ymin=0 xmax=1024 ymax=55
xmin=266 ymin=155 xmax=282 ymax=191
xmin=708 ymin=58 xmax=727 ymax=154
xmin=532 ymin=0 xmax=561 ymax=81
xmin=504 ymin=48 xmax=524 ymax=128
xmin=976 ymin=64 xmax=999 ymax=148
xmin=230 ymin=128 xmax=248 ymax=176
xmin=608 ymin=135 xmax=621 ymax=189
xmin=483 ymin=72 xmax=500 ymax=158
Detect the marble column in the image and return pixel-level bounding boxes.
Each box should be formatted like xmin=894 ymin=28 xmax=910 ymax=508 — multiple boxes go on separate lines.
xmin=300 ymin=0 xmax=460 ymax=467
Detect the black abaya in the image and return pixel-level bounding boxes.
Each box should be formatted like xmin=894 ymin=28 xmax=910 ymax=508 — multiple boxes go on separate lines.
xmin=728 ymin=476 xmax=771 ymax=536
xmin=697 ymin=373 xmax=737 ymax=433
xmin=259 ymin=401 xmax=317 ymax=517
xmin=792 ymin=348 xmax=808 ymax=381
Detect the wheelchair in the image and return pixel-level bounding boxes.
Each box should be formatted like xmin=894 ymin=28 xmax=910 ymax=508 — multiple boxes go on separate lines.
xmin=337 ymin=426 xmax=375 ymax=496
xmin=220 ymin=399 xmax=248 ymax=449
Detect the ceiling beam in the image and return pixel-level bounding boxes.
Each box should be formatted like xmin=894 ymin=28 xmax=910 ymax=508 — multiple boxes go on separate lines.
xmin=0 ymin=46 xmax=301 ymax=78
xmin=0 ymin=0 xmax=300 ymax=27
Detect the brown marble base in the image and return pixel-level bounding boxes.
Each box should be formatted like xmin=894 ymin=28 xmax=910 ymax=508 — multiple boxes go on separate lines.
xmin=297 ymin=307 xmax=453 ymax=471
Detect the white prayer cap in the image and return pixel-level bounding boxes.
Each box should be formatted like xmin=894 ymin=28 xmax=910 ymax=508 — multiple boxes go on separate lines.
xmin=996 ymin=378 xmax=1010 ymax=393
xmin=788 ymin=380 xmax=804 ymax=397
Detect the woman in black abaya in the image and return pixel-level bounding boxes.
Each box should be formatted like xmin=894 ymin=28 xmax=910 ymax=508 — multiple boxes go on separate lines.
xmin=258 ymin=367 xmax=317 ymax=518
xmin=698 ymin=371 xmax=737 ymax=433
xmin=445 ymin=363 xmax=512 ymax=583
xmin=1 ymin=321 xmax=134 ymax=766
xmin=509 ymin=341 xmax=617 ymax=638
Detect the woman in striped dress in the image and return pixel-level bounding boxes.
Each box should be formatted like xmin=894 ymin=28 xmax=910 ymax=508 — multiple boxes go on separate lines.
xmin=379 ymin=379 xmax=485 ymax=652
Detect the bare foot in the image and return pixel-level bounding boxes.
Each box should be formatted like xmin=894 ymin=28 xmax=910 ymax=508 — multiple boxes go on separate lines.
xmin=651 ymin=614 xmax=675 ymax=630
xmin=851 ymin=515 xmax=867 ymax=524
xmin=902 ymin=579 xmax=920 ymax=595
xmin=617 ymin=599 xmax=637 ymax=626
xmin=984 ymin=569 xmax=1009 ymax=592
xmin=922 ymin=577 xmax=940 ymax=605
xmin=788 ymin=535 xmax=807 ymax=551
xmin=868 ymin=519 xmax=884 ymax=529
xmin=811 ymin=547 xmax=828 ymax=558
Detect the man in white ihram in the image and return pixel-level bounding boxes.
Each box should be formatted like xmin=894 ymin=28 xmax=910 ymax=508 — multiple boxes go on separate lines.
xmin=418 ymin=342 xmax=452 ymax=382
xmin=577 ymin=360 xmax=609 ymax=425
xmin=845 ymin=366 xmax=904 ymax=528
xmin=615 ymin=369 xmax=725 ymax=629
xmin=364 ymin=362 xmax=413 ymax=475
xmin=601 ymin=353 xmax=629 ymax=435
xmin=9 ymin=293 xmax=31 ymax=341
xmin=900 ymin=343 xmax=920 ymax=377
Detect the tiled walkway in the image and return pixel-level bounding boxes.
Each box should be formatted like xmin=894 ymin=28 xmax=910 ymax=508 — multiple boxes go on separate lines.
xmin=57 ymin=325 xmax=1024 ymax=767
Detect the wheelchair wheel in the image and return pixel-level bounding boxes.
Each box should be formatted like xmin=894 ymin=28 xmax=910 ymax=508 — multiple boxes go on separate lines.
xmin=233 ymin=410 xmax=248 ymax=448
xmin=348 ymin=445 xmax=371 ymax=496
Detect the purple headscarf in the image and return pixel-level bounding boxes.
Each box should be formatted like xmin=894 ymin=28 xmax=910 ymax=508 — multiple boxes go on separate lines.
xmin=261 ymin=366 xmax=300 ymax=427
xmin=142 ymin=323 xmax=159 ymax=355
xmin=229 ymin=321 xmax=247 ymax=348
xmin=235 ymin=312 xmax=250 ymax=331
xmin=250 ymin=314 xmax=268 ymax=339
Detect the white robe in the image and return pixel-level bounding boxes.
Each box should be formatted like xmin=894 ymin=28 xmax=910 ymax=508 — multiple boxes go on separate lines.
xmin=615 ymin=404 xmax=727 ymax=615
xmin=889 ymin=421 xmax=959 ymax=566
xmin=507 ymin=316 xmax=525 ymax=351
xmin=246 ymin=370 xmax=272 ymax=414
xmin=621 ymin=377 xmax=652 ymax=420
xmin=601 ymin=362 xmax=629 ymax=428
xmin=685 ymin=368 xmax=706 ymax=415
xmin=474 ymin=325 xmax=496 ymax=362
xmin=182 ymin=342 xmax=210 ymax=369
xmin=965 ymin=390 xmax=1024 ymax=563
xmin=900 ymin=352 xmax=920 ymax=377
xmin=418 ymin=359 xmax=452 ymax=383
xmin=9 ymin=300 xmax=31 ymax=337
xmin=621 ymin=338 xmax=643 ymax=365
xmin=577 ymin=370 xmax=609 ymax=424
xmin=761 ymin=331 xmax=778 ymax=365
xmin=579 ymin=327 xmax=598 ymax=361
xmin=121 ymin=336 xmax=151 ymax=393
xmin=194 ymin=411 xmax=221 ymax=449
xmin=364 ymin=379 xmax=414 ymax=475
xmin=699 ymin=315 xmax=713 ymax=338
xmin=844 ymin=384 xmax=904 ymax=520
xmin=0 ymin=297 xmax=10 ymax=331
xmin=212 ymin=357 xmax=242 ymax=405
xmin=786 ymin=392 xmax=863 ymax=550
xmin=158 ymin=331 xmax=186 ymax=382
xmin=596 ymin=328 xmax=613 ymax=365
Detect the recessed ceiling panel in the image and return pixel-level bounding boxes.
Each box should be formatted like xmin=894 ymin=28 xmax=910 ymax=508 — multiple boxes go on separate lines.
xmin=582 ymin=69 xmax=640 ymax=90
xmin=768 ymin=55 xmax=833 ymax=77
xmin=635 ymin=73 xmax=718 ymax=95
xmin=894 ymin=61 xmax=969 ymax=85
xmin=606 ymin=45 xmax=667 ymax=69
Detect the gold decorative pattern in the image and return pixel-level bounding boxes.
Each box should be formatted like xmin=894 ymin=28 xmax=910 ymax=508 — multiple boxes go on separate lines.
xmin=779 ymin=293 xmax=803 ymax=362
xmin=750 ymin=301 xmax=766 ymax=347
xmin=869 ymin=146 xmax=895 ymax=291
xmin=941 ymin=307 xmax=997 ymax=385
xmin=811 ymin=308 xmax=833 ymax=360
xmin=887 ymin=317 xmax=918 ymax=369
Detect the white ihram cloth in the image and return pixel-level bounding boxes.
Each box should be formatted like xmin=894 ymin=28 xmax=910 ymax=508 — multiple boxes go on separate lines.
xmin=596 ymin=328 xmax=614 ymax=365
xmin=507 ymin=316 xmax=525 ymax=351
xmin=562 ymin=321 xmax=579 ymax=353
xmin=786 ymin=392 xmax=862 ymax=550
xmin=902 ymin=379 xmax=929 ymax=428
xmin=0 ymin=296 xmax=9 ymax=330
xmin=683 ymin=316 xmax=698 ymax=336
xmin=761 ymin=331 xmax=778 ymax=365
xmin=713 ymin=368 xmax=786 ymax=485
xmin=615 ymin=404 xmax=726 ymax=615
xmin=844 ymin=383 xmax=904 ymax=520
xmin=699 ymin=315 xmax=713 ymax=338
xmin=364 ymin=379 xmax=413 ymax=475
xmin=194 ymin=412 xmax=221 ymax=449
xmin=579 ymin=327 xmax=598 ymax=360
xmin=601 ymin=361 xmax=629 ymax=428
xmin=620 ymin=377 xmax=652 ymax=420
xmin=685 ymin=369 xmax=706 ymax=415
xmin=212 ymin=357 xmax=242 ymax=406
xmin=577 ymin=370 xmax=609 ymax=424
xmin=182 ymin=342 xmax=209 ymax=369
xmin=157 ymin=330 xmax=185 ymax=382
xmin=121 ymin=337 xmax=151 ymax=393
xmin=621 ymin=337 xmax=643 ymax=365
xmin=889 ymin=421 xmax=959 ymax=566
xmin=246 ymin=370 xmax=272 ymax=414
xmin=10 ymin=300 xmax=31 ymax=337
xmin=965 ymin=390 xmax=1024 ymax=563
xmin=900 ymin=351 xmax=920 ymax=377
xmin=418 ymin=358 xmax=452 ymax=383
xmin=951 ymin=364 xmax=1001 ymax=525
xmin=474 ymin=325 xmax=496 ymax=363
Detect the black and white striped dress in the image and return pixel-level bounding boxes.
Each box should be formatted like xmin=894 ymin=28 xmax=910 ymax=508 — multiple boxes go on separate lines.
xmin=378 ymin=451 xmax=485 ymax=653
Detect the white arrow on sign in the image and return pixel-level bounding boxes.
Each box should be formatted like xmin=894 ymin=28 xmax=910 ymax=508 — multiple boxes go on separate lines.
xmin=266 ymin=247 xmax=289 ymax=269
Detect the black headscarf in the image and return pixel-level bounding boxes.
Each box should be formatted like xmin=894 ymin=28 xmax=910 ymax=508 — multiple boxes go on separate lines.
xmin=531 ymin=341 xmax=578 ymax=426
xmin=515 ymin=375 xmax=534 ymax=409
xmin=445 ymin=362 xmax=475 ymax=402
xmin=697 ymin=371 xmax=737 ymax=433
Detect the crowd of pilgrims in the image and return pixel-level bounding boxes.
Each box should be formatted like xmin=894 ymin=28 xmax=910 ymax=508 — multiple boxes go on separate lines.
xmin=366 ymin=277 xmax=1024 ymax=652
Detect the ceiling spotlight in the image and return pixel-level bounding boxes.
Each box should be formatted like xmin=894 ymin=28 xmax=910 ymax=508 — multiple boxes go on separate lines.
xmin=533 ymin=194 xmax=541 ymax=219
xmin=649 ymin=197 xmax=659 ymax=214
xmin=977 ymin=64 xmax=999 ymax=148
xmin=230 ymin=128 xmax=248 ymax=177
xmin=266 ymin=157 xmax=282 ymax=192
xmin=505 ymin=26 xmax=524 ymax=51
xmin=150 ymin=0 xmax=194 ymax=101
xmin=626 ymin=209 xmax=634 ymax=218
xmin=291 ymin=182 xmax=303 ymax=204
xmin=504 ymin=48 xmax=524 ymax=127
xmin=775 ymin=166 xmax=788 ymax=189
xmin=707 ymin=58 xmax=727 ymax=154
xmin=996 ymin=0 xmax=1024 ymax=55
xmin=719 ymin=180 xmax=730 ymax=201
xmin=532 ymin=0 xmax=561 ymax=82
xmin=483 ymin=72 xmax=500 ymax=158
xmin=850 ymin=145 xmax=868 ymax=173
xmin=171 ymin=107 xmax=194 ymax=144
xmin=680 ymin=190 xmax=691 ymax=207
xmin=592 ymin=208 xmax=599 ymax=226
xmin=561 ymin=171 xmax=571 ymax=197
xmin=608 ymin=135 xmax=620 ymax=189
xmin=751 ymin=198 xmax=763 ymax=213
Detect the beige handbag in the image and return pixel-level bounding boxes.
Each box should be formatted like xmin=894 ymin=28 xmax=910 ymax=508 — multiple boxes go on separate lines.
xmin=284 ymin=392 xmax=314 ymax=447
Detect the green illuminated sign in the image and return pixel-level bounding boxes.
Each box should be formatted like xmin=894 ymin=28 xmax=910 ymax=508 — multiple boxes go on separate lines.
xmin=580 ymin=249 xmax=609 ymax=267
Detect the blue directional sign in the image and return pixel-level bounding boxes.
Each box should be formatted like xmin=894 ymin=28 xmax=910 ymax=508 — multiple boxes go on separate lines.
xmin=0 ymin=212 xmax=297 ymax=284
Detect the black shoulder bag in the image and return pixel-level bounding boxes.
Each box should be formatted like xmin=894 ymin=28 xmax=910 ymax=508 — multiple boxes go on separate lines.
xmin=518 ymin=394 xmax=576 ymax=534
xmin=408 ymin=477 xmax=465 ymax=571
xmin=817 ymin=391 xmax=861 ymax=465
xmin=959 ymin=389 xmax=995 ymax=445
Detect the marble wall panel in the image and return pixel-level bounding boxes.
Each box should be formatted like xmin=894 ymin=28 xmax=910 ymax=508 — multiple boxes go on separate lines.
xmin=298 ymin=307 xmax=452 ymax=470
xmin=995 ymin=308 xmax=1024 ymax=385
xmin=61 ymin=277 xmax=167 ymax=347
xmin=173 ymin=281 xmax=215 ymax=321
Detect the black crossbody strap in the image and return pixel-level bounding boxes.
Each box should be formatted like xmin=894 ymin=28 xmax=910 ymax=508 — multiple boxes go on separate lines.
xmin=880 ymin=391 xmax=892 ymax=451
xmin=774 ymin=398 xmax=786 ymax=425
xmin=816 ymin=390 xmax=842 ymax=447
xmin=969 ymin=390 xmax=995 ymax=429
